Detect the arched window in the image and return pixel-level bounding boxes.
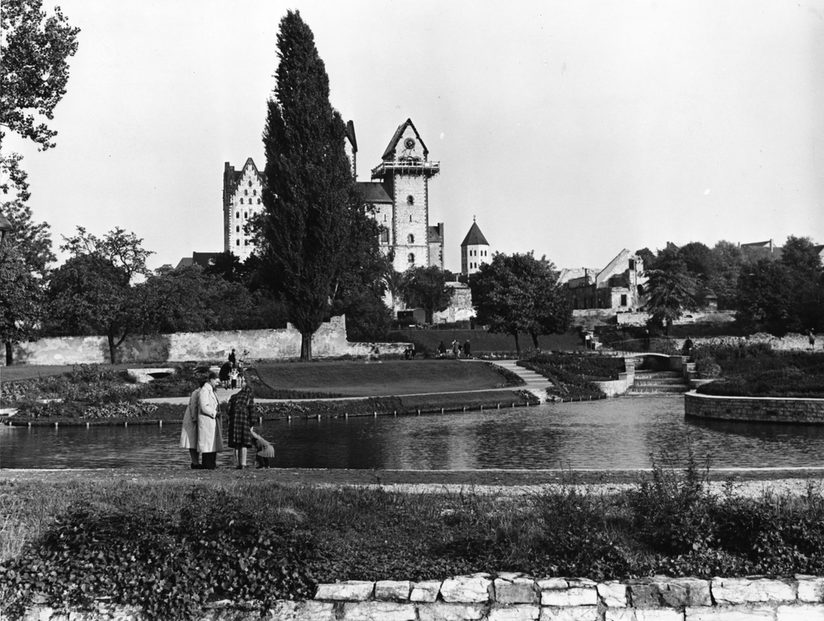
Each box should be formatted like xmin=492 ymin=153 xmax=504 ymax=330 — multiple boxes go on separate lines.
xmin=409 ymin=215 xmax=412 ymax=222
xmin=253 ymin=189 xmax=257 ymax=196
xmin=240 ymin=198 xmax=244 ymax=205
xmin=235 ymin=212 xmax=239 ymax=218
xmin=236 ymin=226 xmax=240 ymax=232
xmin=406 ymin=195 xmax=414 ymax=205
xmin=379 ymin=228 xmax=389 ymax=244
xmin=248 ymin=180 xmax=252 ymax=187
xmin=407 ymin=234 xmax=414 ymax=244
xmin=257 ymin=198 xmax=261 ymax=204
xmin=408 ymin=253 xmax=415 ymax=264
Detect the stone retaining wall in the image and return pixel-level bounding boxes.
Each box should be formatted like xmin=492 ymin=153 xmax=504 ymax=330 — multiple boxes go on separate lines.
xmin=685 ymin=391 xmax=824 ymax=424
xmin=11 ymin=316 xmax=410 ymax=365
xmin=12 ymin=574 xmax=824 ymax=620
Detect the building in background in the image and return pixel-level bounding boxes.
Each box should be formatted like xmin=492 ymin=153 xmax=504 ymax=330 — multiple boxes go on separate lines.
xmin=560 ymin=248 xmax=647 ymax=312
xmin=222 ymin=158 xmax=264 ymax=261
xmin=460 ymin=218 xmax=491 ymax=277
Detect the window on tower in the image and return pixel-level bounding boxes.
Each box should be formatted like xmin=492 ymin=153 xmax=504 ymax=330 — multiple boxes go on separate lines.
xmin=240 ymin=198 xmax=244 ymax=204
xmin=406 ymin=195 xmax=414 ymax=205
xmin=407 ymin=234 xmax=414 ymax=244
xmin=236 ymin=212 xmax=239 ymax=218
xmin=408 ymin=253 xmax=415 ymax=264
xmin=379 ymin=228 xmax=389 ymax=244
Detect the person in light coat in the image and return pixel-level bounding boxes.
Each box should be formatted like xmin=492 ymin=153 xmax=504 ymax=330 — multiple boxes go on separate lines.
xmin=179 ymin=385 xmax=202 ymax=469
xmin=197 ymin=371 xmax=224 ymax=469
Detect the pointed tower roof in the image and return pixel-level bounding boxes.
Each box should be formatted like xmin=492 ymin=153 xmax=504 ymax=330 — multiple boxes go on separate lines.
xmin=461 ymin=219 xmax=489 ymax=247
xmin=380 ymin=118 xmax=429 ymax=161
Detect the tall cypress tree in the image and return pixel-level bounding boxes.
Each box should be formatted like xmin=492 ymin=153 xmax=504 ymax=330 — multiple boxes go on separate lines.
xmin=258 ymin=11 xmax=357 ymax=360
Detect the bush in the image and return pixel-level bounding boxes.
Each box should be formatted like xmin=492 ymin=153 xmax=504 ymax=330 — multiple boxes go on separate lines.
xmin=0 ymin=488 xmax=315 ymax=620
xmin=627 ymin=451 xmax=715 ymax=556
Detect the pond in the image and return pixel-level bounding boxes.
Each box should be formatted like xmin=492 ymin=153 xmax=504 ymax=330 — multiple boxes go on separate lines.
xmin=3 ymin=395 xmax=824 ymax=470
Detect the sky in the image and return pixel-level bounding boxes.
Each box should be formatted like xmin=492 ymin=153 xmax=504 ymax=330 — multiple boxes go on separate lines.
xmin=9 ymin=0 xmax=824 ymax=273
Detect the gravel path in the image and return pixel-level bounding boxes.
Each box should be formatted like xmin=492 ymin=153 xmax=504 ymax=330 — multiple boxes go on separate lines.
xmin=3 ymin=467 xmax=824 ymax=498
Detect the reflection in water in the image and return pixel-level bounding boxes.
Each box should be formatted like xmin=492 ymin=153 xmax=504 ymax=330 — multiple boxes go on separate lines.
xmin=2 ymin=395 xmax=824 ymax=470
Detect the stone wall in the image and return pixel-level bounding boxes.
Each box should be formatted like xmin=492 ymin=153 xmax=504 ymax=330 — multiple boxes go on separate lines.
xmin=14 ymin=574 xmax=824 ymax=620
xmin=11 ymin=316 xmax=411 ymax=365
xmin=685 ymin=391 xmax=824 ymax=424
xmin=690 ymin=332 xmax=820 ymax=352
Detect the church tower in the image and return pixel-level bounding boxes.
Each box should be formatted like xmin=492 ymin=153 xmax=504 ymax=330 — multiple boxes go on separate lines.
xmin=461 ymin=218 xmax=491 ymax=276
xmin=370 ymin=119 xmax=441 ymax=273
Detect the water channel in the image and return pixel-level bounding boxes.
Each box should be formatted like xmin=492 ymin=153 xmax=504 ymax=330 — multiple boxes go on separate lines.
xmin=2 ymin=395 xmax=824 ymax=470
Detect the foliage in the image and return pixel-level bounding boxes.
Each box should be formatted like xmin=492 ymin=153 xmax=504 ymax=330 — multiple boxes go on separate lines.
xmin=518 ymin=353 xmax=615 ymax=400
xmin=332 ymin=287 xmax=393 ymax=342
xmin=11 ymin=467 xmax=824 ymax=616
xmin=0 ymin=0 xmax=77 ymax=363
xmin=627 ymin=450 xmax=715 ymax=556
xmin=44 ymin=228 xmax=153 ymax=362
xmin=132 ymin=264 xmax=287 ymax=334
xmin=736 ymin=236 xmax=824 ymax=335
xmin=470 ymin=252 xmax=570 ymax=354
xmin=644 ymin=247 xmax=697 ymax=334
xmin=398 ymin=266 xmax=451 ymax=324
xmin=255 ymin=11 xmax=361 ymax=360
xmin=0 ymin=488 xmax=315 ymax=619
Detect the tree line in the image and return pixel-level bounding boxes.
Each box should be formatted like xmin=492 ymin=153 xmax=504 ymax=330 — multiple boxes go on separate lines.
xmin=641 ymin=238 xmax=824 ymax=336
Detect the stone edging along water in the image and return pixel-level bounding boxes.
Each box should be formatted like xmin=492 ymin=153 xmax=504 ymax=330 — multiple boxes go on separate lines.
xmin=13 ymin=573 xmax=824 ymax=620
xmin=685 ymin=391 xmax=824 ymax=424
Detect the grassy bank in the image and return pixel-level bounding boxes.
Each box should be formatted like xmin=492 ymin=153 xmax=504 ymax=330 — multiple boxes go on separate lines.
xmin=2 ymin=360 xmax=533 ymax=425
xmin=4 ymin=464 xmax=824 ymax=619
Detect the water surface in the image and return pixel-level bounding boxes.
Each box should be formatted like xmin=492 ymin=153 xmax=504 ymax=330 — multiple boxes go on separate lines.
xmin=2 ymin=395 xmax=824 ymax=469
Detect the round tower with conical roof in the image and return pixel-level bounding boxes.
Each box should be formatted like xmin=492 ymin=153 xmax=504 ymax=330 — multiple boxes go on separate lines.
xmin=461 ymin=217 xmax=491 ymax=276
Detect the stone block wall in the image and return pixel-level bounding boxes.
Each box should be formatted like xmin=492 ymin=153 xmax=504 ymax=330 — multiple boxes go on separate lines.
xmin=14 ymin=574 xmax=824 ymax=620
xmin=685 ymin=392 xmax=824 ymax=424
xmin=11 ymin=316 xmax=410 ymax=365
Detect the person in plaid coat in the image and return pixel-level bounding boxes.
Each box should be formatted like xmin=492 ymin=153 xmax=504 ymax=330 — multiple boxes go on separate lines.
xmin=227 ymin=381 xmax=255 ymax=469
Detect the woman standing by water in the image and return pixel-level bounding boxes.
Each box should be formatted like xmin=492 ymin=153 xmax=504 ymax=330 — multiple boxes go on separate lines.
xmin=179 ymin=384 xmax=202 ymax=469
xmin=197 ymin=371 xmax=223 ymax=469
xmin=227 ymin=381 xmax=255 ymax=469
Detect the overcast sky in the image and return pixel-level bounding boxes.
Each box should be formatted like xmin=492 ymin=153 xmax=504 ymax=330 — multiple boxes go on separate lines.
xmin=10 ymin=0 xmax=824 ymax=273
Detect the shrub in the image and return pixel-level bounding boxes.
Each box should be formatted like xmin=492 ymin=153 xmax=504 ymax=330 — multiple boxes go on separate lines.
xmin=627 ymin=451 xmax=715 ymax=556
xmin=0 ymin=488 xmax=315 ymax=620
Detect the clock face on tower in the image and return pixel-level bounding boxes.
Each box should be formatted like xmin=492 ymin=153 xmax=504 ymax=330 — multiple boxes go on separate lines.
xmin=404 ymin=137 xmax=415 ymax=150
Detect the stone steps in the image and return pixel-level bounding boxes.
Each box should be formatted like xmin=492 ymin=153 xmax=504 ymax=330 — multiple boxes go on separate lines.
xmin=630 ymin=370 xmax=689 ymax=394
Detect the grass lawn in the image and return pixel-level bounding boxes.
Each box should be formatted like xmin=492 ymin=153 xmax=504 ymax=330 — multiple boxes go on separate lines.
xmin=251 ymin=359 xmax=515 ymax=396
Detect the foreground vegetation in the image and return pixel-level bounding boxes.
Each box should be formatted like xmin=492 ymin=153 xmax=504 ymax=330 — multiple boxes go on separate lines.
xmin=3 ymin=462 xmax=824 ymax=619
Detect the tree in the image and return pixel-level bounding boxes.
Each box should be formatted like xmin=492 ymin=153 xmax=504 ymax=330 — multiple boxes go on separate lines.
xmin=470 ymin=252 xmax=570 ymax=354
xmin=643 ymin=248 xmax=697 ymax=335
xmin=1 ymin=0 xmax=80 ymax=194
xmin=255 ymin=11 xmax=359 ymax=360
xmin=779 ymin=236 xmax=824 ymax=332
xmin=45 ymin=227 xmax=152 ymax=362
xmin=0 ymin=0 xmax=78 ymax=363
xmin=398 ymin=266 xmax=451 ymax=324
xmin=735 ymin=259 xmax=794 ymax=335
xmin=0 ymin=174 xmax=54 ymax=364
xmin=707 ymin=240 xmax=743 ymax=310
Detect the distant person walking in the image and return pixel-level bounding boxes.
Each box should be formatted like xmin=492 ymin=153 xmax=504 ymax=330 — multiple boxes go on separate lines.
xmin=682 ymin=336 xmax=694 ymax=358
xmin=227 ymin=380 xmax=254 ymax=469
xmin=463 ymin=339 xmax=471 ymax=358
xmin=197 ymin=371 xmax=223 ymax=469
xmin=451 ymin=339 xmax=460 ymax=358
xmin=228 ymin=348 xmax=237 ymax=368
xmin=809 ymin=329 xmax=816 ymax=350
xmin=438 ymin=341 xmax=447 ymax=358
xmin=179 ymin=384 xmax=202 ymax=469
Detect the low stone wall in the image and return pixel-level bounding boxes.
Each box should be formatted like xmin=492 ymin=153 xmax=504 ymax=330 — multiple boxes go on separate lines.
xmin=685 ymin=391 xmax=824 ymax=424
xmin=13 ymin=574 xmax=824 ymax=620
xmin=11 ymin=316 xmax=410 ymax=365
xmin=689 ymin=332 xmax=820 ymax=353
